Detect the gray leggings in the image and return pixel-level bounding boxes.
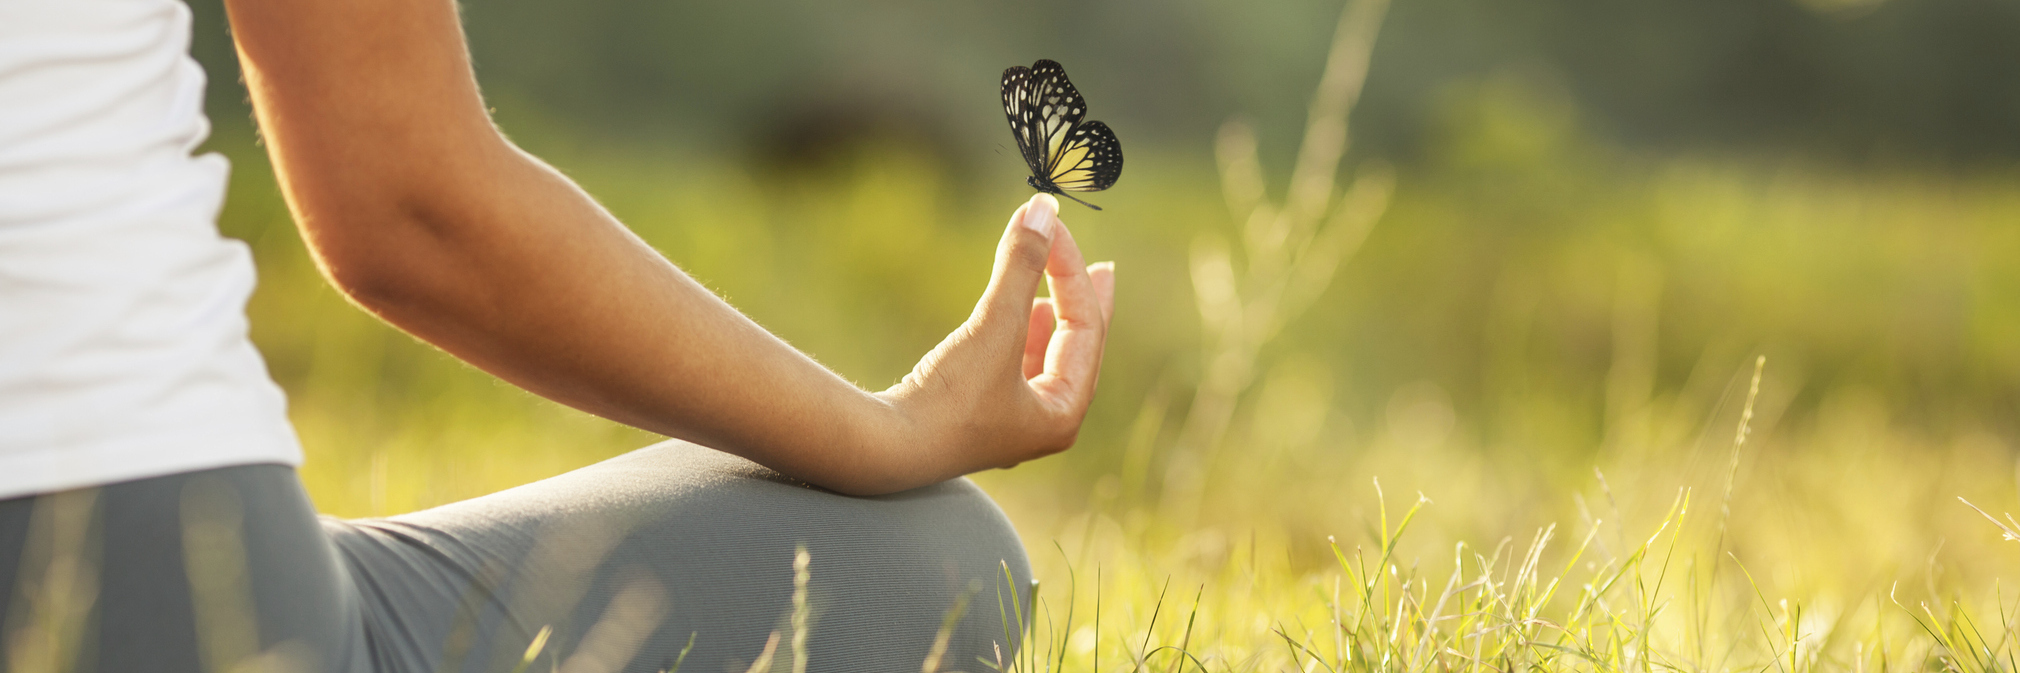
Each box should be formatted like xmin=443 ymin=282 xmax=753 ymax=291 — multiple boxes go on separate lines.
xmin=0 ymin=440 xmax=1032 ymax=673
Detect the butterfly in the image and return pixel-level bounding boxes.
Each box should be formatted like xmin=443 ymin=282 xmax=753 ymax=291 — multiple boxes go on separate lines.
xmin=1001 ymin=59 xmax=1123 ymax=211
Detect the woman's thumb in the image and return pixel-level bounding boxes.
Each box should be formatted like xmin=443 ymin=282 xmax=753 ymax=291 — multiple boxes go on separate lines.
xmin=976 ymin=194 xmax=1059 ymax=323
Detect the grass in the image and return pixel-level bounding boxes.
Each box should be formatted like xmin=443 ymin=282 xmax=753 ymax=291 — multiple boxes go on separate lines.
xmin=992 ymin=355 xmax=2010 ymax=673
xmin=986 ymin=425 xmax=2020 ymax=672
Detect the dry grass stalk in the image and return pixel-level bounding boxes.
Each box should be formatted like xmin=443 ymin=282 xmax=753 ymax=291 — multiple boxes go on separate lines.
xmin=559 ymin=576 xmax=668 ymax=673
xmin=1158 ymin=0 xmax=1398 ymax=520
xmin=3 ymin=489 xmax=99 ymax=673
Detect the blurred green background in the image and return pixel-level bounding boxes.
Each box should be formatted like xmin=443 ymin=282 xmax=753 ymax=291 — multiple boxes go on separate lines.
xmin=182 ymin=0 xmax=2020 ymax=617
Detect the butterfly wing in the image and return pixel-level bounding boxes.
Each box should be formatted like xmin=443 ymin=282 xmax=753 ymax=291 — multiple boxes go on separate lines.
xmin=1026 ymin=60 xmax=1092 ymax=177
xmin=1047 ymin=120 xmax=1122 ymax=192
xmin=1000 ymin=65 xmax=1050 ymax=179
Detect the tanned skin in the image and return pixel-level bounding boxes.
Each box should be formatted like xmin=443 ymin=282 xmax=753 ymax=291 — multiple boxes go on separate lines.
xmin=222 ymin=0 xmax=1115 ymax=496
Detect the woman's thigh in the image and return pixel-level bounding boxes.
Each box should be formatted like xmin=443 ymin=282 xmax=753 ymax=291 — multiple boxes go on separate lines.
xmin=0 ymin=464 xmax=368 ymax=673
xmin=329 ymin=440 xmax=1033 ymax=673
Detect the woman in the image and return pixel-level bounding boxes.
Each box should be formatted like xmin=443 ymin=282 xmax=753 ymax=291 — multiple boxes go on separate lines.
xmin=0 ymin=0 xmax=1116 ymax=670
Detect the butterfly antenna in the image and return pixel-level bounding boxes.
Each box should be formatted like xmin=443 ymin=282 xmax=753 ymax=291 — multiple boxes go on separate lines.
xmin=1054 ymin=191 xmax=1104 ymax=211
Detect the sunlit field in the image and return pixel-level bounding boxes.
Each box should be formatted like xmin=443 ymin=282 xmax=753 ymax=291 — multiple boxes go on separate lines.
xmin=186 ymin=3 xmax=2020 ymax=668
xmin=207 ymin=100 xmax=2020 ymax=672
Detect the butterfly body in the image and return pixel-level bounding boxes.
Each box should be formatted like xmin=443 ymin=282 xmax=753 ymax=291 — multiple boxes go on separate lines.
xmin=1026 ymin=174 xmax=1062 ymax=194
xmin=1001 ymin=59 xmax=1122 ymax=210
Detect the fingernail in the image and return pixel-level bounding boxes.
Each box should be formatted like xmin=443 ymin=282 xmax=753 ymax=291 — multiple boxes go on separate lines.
xmin=1021 ymin=194 xmax=1058 ymax=234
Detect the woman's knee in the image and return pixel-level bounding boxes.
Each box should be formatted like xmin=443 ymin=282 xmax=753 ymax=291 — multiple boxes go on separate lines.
xmin=632 ymin=440 xmax=1030 ymax=581
xmin=517 ymin=441 xmax=1036 ymax=671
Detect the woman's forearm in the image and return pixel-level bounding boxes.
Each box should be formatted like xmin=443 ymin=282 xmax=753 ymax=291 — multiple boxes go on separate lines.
xmin=381 ymin=149 xmax=918 ymax=494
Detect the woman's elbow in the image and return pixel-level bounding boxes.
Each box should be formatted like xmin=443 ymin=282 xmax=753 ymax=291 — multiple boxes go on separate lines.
xmin=308 ymin=220 xmax=462 ymax=321
xmin=321 ymin=252 xmax=412 ymax=313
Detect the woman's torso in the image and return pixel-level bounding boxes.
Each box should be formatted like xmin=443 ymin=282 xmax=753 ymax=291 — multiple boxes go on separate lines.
xmin=0 ymin=0 xmax=299 ymax=497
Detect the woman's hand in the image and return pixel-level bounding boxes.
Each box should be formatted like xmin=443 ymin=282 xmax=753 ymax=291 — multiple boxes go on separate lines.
xmin=877 ymin=194 xmax=1118 ymax=478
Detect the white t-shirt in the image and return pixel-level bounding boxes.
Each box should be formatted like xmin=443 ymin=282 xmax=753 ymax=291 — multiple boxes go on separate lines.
xmin=0 ymin=0 xmax=303 ymax=498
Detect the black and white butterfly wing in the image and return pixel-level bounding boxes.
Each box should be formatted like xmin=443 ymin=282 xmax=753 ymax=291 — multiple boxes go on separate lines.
xmin=1000 ymin=65 xmax=1049 ymax=180
xmin=1026 ymin=61 xmax=1089 ymax=174
xmin=1047 ymin=120 xmax=1122 ymax=192
xmin=1002 ymin=59 xmax=1122 ymax=195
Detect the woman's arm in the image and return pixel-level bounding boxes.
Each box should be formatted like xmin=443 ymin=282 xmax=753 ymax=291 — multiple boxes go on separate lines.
xmin=223 ymin=0 xmax=1114 ymax=496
